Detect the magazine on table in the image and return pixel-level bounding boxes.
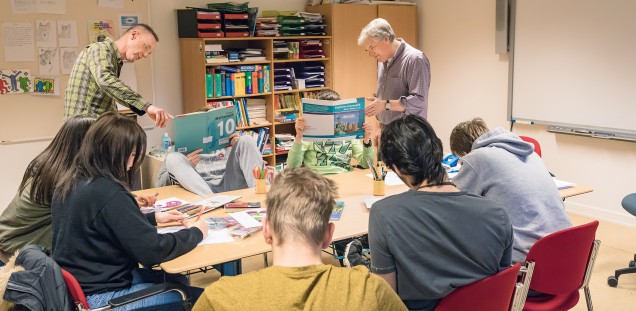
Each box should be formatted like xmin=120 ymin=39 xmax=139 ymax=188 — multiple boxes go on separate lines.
xmin=301 ymin=97 xmax=365 ymax=142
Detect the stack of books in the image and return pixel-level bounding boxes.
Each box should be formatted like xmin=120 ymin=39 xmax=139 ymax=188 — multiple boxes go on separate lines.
xmin=205 ymin=43 xmax=228 ymax=64
xmin=245 ymin=98 xmax=267 ymax=124
xmin=274 ymin=133 xmax=295 ymax=154
xmin=256 ymin=17 xmax=280 ymax=37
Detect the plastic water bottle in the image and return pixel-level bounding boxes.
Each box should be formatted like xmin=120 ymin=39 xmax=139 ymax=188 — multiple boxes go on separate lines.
xmin=162 ymin=133 xmax=171 ymax=153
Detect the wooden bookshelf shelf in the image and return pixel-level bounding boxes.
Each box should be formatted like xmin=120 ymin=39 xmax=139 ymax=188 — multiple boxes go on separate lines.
xmin=180 ymin=36 xmax=333 ymax=164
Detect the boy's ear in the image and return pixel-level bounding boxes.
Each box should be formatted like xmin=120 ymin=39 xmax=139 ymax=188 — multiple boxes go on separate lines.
xmin=321 ymin=222 xmax=335 ymax=249
xmin=262 ymin=218 xmax=273 ymax=245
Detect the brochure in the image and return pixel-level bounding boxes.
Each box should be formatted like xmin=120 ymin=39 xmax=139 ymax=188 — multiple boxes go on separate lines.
xmin=163 ymin=195 xmax=240 ymax=218
xmin=331 ymin=201 xmax=345 ymax=220
xmin=301 ymin=97 xmax=365 ymax=142
xmin=174 ymin=106 xmax=237 ymax=154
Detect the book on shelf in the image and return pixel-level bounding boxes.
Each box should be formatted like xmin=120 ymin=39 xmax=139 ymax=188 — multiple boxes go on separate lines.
xmin=174 ymin=106 xmax=237 ymax=154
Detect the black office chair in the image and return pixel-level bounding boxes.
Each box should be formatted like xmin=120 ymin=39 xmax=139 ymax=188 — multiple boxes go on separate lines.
xmin=607 ymin=193 xmax=636 ymax=287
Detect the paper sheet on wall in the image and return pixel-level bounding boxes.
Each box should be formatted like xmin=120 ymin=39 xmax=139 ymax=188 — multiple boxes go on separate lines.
xmin=35 ymin=20 xmax=57 ymax=47
xmin=32 ymin=76 xmax=58 ymax=96
xmin=99 ymin=0 xmax=124 ymax=9
xmin=0 ymin=70 xmax=31 ymax=95
xmin=57 ymin=20 xmax=78 ymax=47
xmin=60 ymin=47 xmax=77 ymax=74
xmin=38 ymin=48 xmax=59 ymax=75
xmin=120 ymin=15 xmax=139 ymax=34
xmin=88 ymin=20 xmax=116 ymax=43
xmin=36 ymin=0 xmax=65 ymax=14
xmin=11 ymin=0 xmax=66 ymax=14
xmin=3 ymin=22 xmax=35 ymax=62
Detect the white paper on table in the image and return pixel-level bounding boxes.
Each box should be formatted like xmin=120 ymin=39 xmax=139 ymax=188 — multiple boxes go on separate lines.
xmin=364 ymin=196 xmax=382 ymax=209
xmin=3 ymin=22 xmax=35 ymax=62
xmin=158 ymin=227 xmax=234 ymax=245
xmin=366 ymin=172 xmax=405 ymax=186
xmin=553 ymin=178 xmax=575 ymax=190
xmin=230 ymin=208 xmax=266 ymax=228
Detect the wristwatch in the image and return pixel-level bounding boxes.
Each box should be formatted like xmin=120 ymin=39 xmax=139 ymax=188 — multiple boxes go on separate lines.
xmin=363 ymin=138 xmax=372 ymax=148
xmin=385 ymin=99 xmax=391 ymax=110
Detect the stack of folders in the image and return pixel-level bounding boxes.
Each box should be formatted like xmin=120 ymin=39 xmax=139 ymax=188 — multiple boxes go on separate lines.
xmin=300 ymin=12 xmax=326 ymax=36
xmin=295 ymin=62 xmax=325 ymax=88
xmin=256 ymin=17 xmax=280 ymax=37
xmin=196 ymin=11 xmax=223 ymax=38
xmin=274 ymin=66 xmax=293 ymax=91
xmin=223 ymin=12 xmax=250 ymax=37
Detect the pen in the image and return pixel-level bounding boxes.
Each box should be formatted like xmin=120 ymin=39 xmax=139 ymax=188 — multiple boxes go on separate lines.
xmin=366 ymin=158 xmax=378 ymax=180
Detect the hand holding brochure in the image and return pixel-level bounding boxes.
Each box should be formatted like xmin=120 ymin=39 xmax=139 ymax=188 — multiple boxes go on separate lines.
xmin=301 ymin=97 xmax=366 ymax=142
xmin=174 ymin=106 xmax=238 ymax=154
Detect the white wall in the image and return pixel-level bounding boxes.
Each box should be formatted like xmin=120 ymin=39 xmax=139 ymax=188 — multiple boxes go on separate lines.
xmin=418 ymin=0 xmax=636 ymax=227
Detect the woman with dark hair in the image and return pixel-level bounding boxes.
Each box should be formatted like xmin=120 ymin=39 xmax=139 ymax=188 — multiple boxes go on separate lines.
xmin=0 ymin=116 xmax=95 ymax=263
xmin=52 ymin=112 xmax=207 ymax=310
xmin=368 ymin=115 xmax=513 ymax=311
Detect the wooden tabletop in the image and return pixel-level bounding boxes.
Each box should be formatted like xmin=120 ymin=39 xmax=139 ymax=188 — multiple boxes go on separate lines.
xmin=133 ymin=169 xmax=592 ymax=274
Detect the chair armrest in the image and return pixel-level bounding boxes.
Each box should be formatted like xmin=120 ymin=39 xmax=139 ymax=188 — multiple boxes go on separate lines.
xmin=108 ymin=282 xmax=189 ymax=308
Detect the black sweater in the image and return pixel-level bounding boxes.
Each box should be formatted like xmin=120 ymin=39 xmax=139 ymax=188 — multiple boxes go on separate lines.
xmin=51 ymin=177 xmax=202 ymax=294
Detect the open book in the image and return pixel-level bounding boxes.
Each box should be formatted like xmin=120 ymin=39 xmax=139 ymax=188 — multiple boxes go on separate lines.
xmin=174 ymin=106 xmax=237 ymax=154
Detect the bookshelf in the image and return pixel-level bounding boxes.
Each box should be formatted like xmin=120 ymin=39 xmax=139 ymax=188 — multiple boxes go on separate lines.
xmin=179 ymin=36 xmax=333 ymax=164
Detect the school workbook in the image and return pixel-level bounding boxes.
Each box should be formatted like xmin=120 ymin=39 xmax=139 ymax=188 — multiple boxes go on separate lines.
xmin=174 ymin=106 xmax=238 ymax=154
xmin=301 ymin=97 xmax=365 ymax=142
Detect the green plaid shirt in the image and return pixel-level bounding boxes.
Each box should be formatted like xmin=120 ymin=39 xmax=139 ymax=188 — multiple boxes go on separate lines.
xmin=64 ymin=37 xmax=149 ymax=120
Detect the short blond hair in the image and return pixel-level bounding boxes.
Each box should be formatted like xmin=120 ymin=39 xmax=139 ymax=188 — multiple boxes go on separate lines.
xmin=265 ymin=167 xmax=338 ymax=246
xmin=358 ymin=18 xmax=395 ymax=46
xmin=450 ymin=118 xmax=490 ymax=156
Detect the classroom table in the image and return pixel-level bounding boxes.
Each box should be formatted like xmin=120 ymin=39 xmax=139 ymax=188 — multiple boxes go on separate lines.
xmin=133 ymin=169 xmax=593 ymax=275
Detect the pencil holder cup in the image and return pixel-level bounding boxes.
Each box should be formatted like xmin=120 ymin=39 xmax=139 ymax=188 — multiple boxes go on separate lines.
xmin=255 ymin=179 xmax=267 ymax=194
xmin=373 ymin=180 xmax=385 ymax=196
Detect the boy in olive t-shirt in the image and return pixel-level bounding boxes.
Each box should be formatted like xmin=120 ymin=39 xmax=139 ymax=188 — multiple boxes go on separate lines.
xmin=193 ymin=168 xmax=405 ymax=311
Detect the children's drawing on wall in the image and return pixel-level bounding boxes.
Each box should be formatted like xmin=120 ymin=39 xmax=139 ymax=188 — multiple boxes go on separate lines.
xmin=33 ymin=77 xmax=57 ymax=95
xmin=0 ymin=69 xmax=31 ymax=94
xmin=88 ymin=20 xmax=116 ymax=43
xmin=57 ymin=20 xmax=78 ymax=47
xmin=38 ymin=48 xmax=60 ymax=75
xmin=60 ymin=48 xmax=77 ymax=74
xmin=35 ymin=20 xmax=57 ymax=48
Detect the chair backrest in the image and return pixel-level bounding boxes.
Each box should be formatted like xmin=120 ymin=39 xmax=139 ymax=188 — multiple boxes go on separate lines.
xmin=61 ymin=269 xmax=89 ymax=310
xmin=622 ymin=193 xmax=636 ymax=216
xmin=519 ymin=136 xmax=542 ymax=157
xmin=525 ymin=221 xmax=599 ymax=295
xmin=435 ymin=263 xmax=521 ymax=311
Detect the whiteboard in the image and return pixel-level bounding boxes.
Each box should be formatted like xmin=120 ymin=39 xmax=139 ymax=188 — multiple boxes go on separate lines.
xmin=510 ymin=0 xmax=636 ymax=137
xmin=0 ymin=0 xmax=151 ymax=143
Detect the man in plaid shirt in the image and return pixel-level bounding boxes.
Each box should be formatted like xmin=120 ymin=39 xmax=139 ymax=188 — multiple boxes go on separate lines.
xmin=64 ymin=24 xmax=172 ymax=127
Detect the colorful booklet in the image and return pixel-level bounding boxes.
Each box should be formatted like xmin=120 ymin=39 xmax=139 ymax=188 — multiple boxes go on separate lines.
xmin=174 ymin=106 xmax=237 ymax=154
xmin=301 ymin=97 xmax=365 ymax=142
xmin=330 ymin=201 xmax=345 ymax=221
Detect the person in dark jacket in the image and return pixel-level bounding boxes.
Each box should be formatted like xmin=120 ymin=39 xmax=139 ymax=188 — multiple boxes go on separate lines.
xmin=51 ymin=112 xmax=209 ymax=310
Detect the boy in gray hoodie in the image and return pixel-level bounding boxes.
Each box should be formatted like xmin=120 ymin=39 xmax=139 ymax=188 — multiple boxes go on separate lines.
xmin=450 ymin=118 xmax=572 ymax=263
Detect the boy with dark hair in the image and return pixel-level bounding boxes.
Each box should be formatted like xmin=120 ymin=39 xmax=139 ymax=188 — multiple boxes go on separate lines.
xmin=450 ymin=117 xmax=572 ymax=263
xmin=193 ymin=167 xmax=406 ymax=311
xmin=370 ymin=115 xmax=513 ymax=310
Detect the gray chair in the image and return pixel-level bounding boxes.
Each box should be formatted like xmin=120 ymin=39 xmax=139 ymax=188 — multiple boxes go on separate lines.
xmin=607 ymin=193 xmax=636 ymax=287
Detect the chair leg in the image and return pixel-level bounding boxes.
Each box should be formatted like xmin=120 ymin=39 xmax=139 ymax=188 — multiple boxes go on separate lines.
xmin=615 ymin=266 xmax=636 ymax=279
xmin=584 ymin=285 xmax=593 ymax=311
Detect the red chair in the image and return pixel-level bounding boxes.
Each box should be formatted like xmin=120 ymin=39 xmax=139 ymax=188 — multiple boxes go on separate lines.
xmin=435 ymin=263 xmax=522 ymax=311
xmin=519 ymin=221 xmax=601 ymax=311
xmin=61 ymin=269 xmax=192 ymax=311
xmin=519 ymin=136 xmax=542 ymax=157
